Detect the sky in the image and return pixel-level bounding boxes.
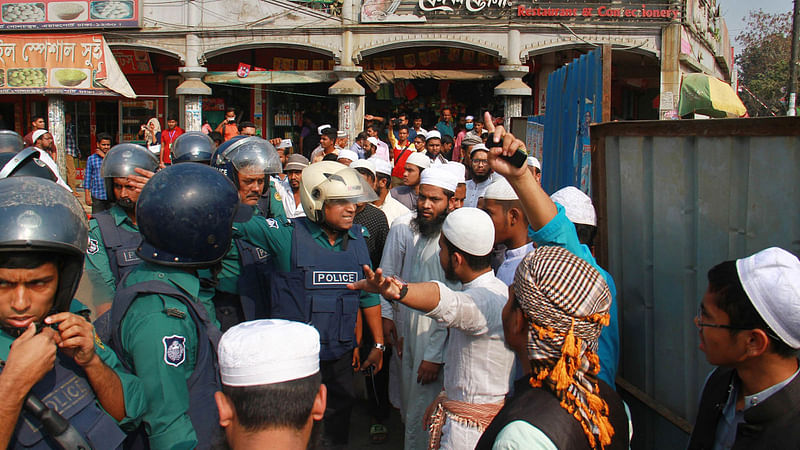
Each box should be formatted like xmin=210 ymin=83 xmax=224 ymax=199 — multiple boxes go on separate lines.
xmin=720 ymin=0 xmax=793 ymax=55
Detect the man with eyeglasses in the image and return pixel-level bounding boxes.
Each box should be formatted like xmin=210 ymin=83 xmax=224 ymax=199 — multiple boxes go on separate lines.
xmin=464 ymin=144 xmax=497 ymax=208
xmin=688 ymin=247 xmax=800 ymax=450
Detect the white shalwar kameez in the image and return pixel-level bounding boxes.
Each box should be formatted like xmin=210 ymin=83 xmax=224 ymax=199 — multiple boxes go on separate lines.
xmin=427 ymin=271 xmax=515 ymax=450
xmin=495 ymin=242 xmax=535 ymax=286
xmin=379 ymin=212 xmax=459 ymax=450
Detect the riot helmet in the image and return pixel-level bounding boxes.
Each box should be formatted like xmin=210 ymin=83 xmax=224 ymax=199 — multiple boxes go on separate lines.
xmin=171 ymin=131 xmax=215 ymax=164
xmin=0 ymin=147 xmax=58 ymax=182
xmin=300 ymin=161 xmax=379 ymax=223
xmin=136 ymin=163 xmax=239 ymax=268
xmin=211 ymin=136 xmax=282 ymax=188
xmin=101 ymin=143 xmax=160 ymax=202
xmin=0 ymin=130 xmax=24 ymax=153
xmin=0 ymin=177 xmax=88 ymax=313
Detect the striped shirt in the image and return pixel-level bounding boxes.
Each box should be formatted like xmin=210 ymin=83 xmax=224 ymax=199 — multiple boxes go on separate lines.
xmin=64 ymin=123 xmax=79 ymax=157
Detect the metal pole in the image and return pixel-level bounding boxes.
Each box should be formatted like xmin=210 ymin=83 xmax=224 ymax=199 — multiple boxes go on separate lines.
xmin=789 ymin=0 xmax=799 ymax=116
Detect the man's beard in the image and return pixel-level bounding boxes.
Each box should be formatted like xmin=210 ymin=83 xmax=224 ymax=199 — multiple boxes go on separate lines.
xmin=472 ymin=171 xmax=491 ymax=183
xmin=443 ymin=258 xmax=458 ymax=282
xmin=410 ymin=209 xmax=448 ymax=239
xmin=117 ymin=198 xmax=135 ymax=211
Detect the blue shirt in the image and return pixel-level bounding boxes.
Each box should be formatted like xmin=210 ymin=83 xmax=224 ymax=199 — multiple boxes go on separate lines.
xmin=436 ymin=120 xmax=454 ymax=137
xmin=84 ymin=153 xmax=107 ymax=199
xmin=528 ymin=204 xmax=620 ymax=388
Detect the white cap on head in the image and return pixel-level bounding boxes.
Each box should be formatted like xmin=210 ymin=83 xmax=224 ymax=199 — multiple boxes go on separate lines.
xmin=465 ymin=115 xmax=474 ymax=121
xmin=416 ymin=130 xmax=427 ymax=139
xmin=420 ymin=165 xmax=458 ymax=193
xmin=527 ymin=156 xmax=541 ymax=170
xmin=469 ymin=143 xmax=489 ymax=155
xmin=550 ymin=186 xmax=596 ymax=226
xmin=426 ymin=130 xmax=442 ymax=141
xmin=736 ymin=247 xmax=800 ymax=349
xmin=337 ymin=149 xmax=358 ymax=162
xmin=350 ymin=158 xmax=376 ymax=177
xmin=277 ymin=139 xmax=293 ymax=149
xmin=443 ymin=161 xmax=466 ymax=184
xmin=366 ymin=137 xmax=381 ymax=148
xmin=337 ymin=130 xmax=347 ymax=138
xmin=370 ymin=157 xmax=392 ymax=176
xmin=317 ymin=124 xmax=331 ymax=135
xmin=218 ymin=319 xmax=320 ymax=386
xmin=406 ymin=151 xmax=431 ymax=170
xmin=442 ymin=207 xmax=495 ymax=256
xmin=32 ymin=129 xmax=49 ymax=143
xmin=483 ymin=177 xmax=518 ymax=201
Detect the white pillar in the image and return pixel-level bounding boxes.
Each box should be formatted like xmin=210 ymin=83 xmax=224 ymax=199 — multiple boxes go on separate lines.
xmin=329 ymin=65 xmax=365 ymax=143
xmin=177 ymin=67 xmax=211 ymax=132
xmin=495 ymin=65 xmax=531 ymax=128
xmin=47 ymin=95 xmax=66 ymax=180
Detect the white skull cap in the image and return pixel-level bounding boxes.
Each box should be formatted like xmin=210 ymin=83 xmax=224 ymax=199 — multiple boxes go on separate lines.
xmin=420 ymin=165 xmax=458 ymax=193
xmin=550 ymin=186 xmax=596 ymax=226
xmin=406 ymin=151 xmax=431 ymax=170
xmin=483 ymin=176 xmax=518 ymax=201
xmin=219 ymin=319 xmax=320 ymax=386
xmin=736 ymin=247 xmax=800 ymax=349
xmin=442 ymin=207 xmax=495 ymax=256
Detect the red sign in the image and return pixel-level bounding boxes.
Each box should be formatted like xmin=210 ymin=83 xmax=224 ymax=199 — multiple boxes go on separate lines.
xmin=0 ymin=0 xmax=140 ymax=30
xmin=112 ymin=49 xmax=151 ymax=74
xmin=516 ymin=4 xmax=680 ymax=19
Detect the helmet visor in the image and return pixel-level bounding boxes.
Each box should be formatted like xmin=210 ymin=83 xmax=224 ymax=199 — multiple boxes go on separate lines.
xmin=227 ymin=138 xmax=282 ymax=175
xmin=101 ymin=143 xmax=159 ymax=178
xmin=320 ymin=167 xmax=379 ymax=205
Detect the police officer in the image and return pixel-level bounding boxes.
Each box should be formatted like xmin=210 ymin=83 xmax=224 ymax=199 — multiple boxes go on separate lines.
xmin=233 ymin=161 xmax=386 ymax=448
xmin=0 ymin=129 xmax=24 ymax=153
xmin=212 ymin=135 xmax=287 ymax=223
xmin=99 ymin=163 xmax=237 ymax=449
xmin=170 ymin=131 xmax=215 ymax=164
xmin=210 ymin=135 xmax=283 ymax=331
xmin=0 ymin=177 xmax=146 ymax=449
xmin=84 ymin=144 xmax=160 ymax=309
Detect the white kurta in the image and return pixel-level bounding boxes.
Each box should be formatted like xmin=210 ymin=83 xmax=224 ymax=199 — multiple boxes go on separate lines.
xmin=495 ymin=242 xmax=535 ymax=286
xmin=379 ymin=194 xmax=411 ymax=229
xmin=427 ymin=271 xmax=515 ymax=450
xmin=464 ymin=173 xmax=499 ymax=208
xmin=379 ymin=212 xmax=459 ymax=450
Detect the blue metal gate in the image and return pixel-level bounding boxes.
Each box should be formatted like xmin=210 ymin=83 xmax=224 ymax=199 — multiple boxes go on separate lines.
xmin=542 ymin=48 xmax=603 ymax=195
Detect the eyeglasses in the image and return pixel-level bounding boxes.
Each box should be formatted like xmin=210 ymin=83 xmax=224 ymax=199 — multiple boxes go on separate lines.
xmin=472 ymin=159 xmax=489 ymax=166
xmin=693 ymin=306 xmax=752 ymax=332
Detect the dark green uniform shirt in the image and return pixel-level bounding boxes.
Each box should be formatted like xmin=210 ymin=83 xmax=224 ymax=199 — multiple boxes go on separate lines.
xmin=0 ymin=299 xmax=146 ymax=431
xmin=83 ymin=205 xmax=137 ymax=307
xmin=118 ymin=263 xmax=205 ymax=450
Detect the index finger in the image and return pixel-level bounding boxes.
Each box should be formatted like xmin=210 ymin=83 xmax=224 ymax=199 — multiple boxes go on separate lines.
xmin=44 ymin=311 xmax=80 ymax=325
xmin=133 ymin=168 xmax=155 ymax=178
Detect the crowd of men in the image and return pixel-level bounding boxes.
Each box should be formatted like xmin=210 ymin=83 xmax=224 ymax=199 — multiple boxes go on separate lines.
xmin=0 ymin=109 xmax=797 ymax=450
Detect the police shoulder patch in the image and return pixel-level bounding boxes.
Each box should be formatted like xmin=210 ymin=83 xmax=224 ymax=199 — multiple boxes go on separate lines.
xmin=87 ymin=238 xmax=99 ymax=255
xmin=266 ymin=218 xmax=279 ymax=229
xmin=274 ymin=190 xmax=282 ymax=201
xmin=163 ymin=335 xmax=186 ymax=367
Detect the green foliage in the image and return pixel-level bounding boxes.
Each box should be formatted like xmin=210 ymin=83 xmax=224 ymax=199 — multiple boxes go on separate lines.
xmin=735 ymin=10 xmax=792 ymax=116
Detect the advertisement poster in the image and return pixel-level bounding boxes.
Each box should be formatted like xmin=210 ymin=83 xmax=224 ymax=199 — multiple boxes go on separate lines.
xmin=0 ymin=33 xmax=132 ymax=96
xmin=0 ymin=0 xmax=140 ymax=30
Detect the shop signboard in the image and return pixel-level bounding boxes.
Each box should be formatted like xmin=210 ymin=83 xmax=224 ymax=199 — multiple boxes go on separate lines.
xmin=0 ymin=0 xmax=140 ymax=30
xmin=362 ymin=0 xmax=680 ymax=23
xmin=0 ymin=33 xmax=121 ymax=96
xmin=113 ymin=49 xmax=152 ymax=74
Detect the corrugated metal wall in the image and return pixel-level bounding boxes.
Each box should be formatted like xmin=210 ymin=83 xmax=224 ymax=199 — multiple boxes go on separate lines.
xmin=542 ymin=48 xmax=602 ymax=195
xmin=591 ymin=118 xmax=800 ymax=449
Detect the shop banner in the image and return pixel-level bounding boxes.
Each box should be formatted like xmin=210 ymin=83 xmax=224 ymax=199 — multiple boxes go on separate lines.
xmin=0 ymin=0 xmax=140 ymax=30
xmin=205 ymin=71 xmax=338 ymax=85
xmin=0 ymin=33 xmax=136 ymax=97
xmin=113 ymin=48 xmax=151 ymax=74
xmin=362 ymin=0 xmax=680 ymax=22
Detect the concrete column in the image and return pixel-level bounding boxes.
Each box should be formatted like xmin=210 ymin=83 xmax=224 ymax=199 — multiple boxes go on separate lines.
xmin=495 ymin=65 xmax=531 ymax=128
xmin=329 ymin=65 xmax=364 ymax=143
xmin=177 ymin=66 xmax=211 ymax=132
xmin=536 ymin=53 xmax=556 ymax=115
xmin=47 ymin=95 xmax=66 ymax=180
xmin=660 ymin=24 xmax=681 ymax=119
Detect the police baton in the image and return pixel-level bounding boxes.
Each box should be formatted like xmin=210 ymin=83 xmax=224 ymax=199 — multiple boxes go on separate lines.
xmin=23 ymin=393 xmax=93 ymax=450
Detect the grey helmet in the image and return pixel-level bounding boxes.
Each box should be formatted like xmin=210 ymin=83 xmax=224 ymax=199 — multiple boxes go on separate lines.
xmin=0 ymin=177 xmax=88 ymax=312
xmin=0 ymin=147 xmax=58 ymax=182
xmin=171 ymin=131 xmax=215 ymax=164
xmin=211 ymin=136 xmax=282 ymax=188
xmin=101 ymin=143 xmax=160 ymax=201
xmin=0 ymin=130 xmax=24 ymax=153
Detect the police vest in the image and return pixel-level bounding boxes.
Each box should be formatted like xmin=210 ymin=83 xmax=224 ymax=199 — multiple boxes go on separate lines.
xmin=6 ymin=350 xmax=127 ymax=449
xmin=212 ymin=239 xmax=276 ymax=332
xmin=93 ymin=211 xmax=142 ymax=284
xmin=476 ymin=378 xmax=629 ymax=450
xmin=270 ymin=218 xmax=371 ymax=361
xmin=95 ymin=277 xmax=223 ymax=449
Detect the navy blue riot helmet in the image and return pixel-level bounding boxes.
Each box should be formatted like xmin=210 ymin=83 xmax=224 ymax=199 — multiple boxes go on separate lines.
xmin=171 ymin=131 xmax=215 ymax=164
xmin=0 ymin=130 xmax=24 ymax=153
xmin=136 ymin=163 xmax=239 ymax=268
xmin=211 ymin=135 xmax=282 ymax=188
xmin=0 ymin=147 xmax=58 ymax=182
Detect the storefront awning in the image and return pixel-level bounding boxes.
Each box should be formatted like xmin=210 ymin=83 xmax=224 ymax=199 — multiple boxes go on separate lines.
xmin=678 ymin=73 xmax=746 ymax=118
xmin=361 ymin=70 xmax=501 ymax=93
xmin=204 ymin=71 xmax=338 ymax=85
xmin=0 ymin=34 xmax=135 ymax=98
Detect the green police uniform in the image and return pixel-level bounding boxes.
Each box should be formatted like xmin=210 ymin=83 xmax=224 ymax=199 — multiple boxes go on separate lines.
xmin=117 ymin=263 xmax=203 ymax=450
xmin=267 ymin=178 xmax=289 ymax=224
xmin=84 ymin=205 xmax=137 ymax=300
xmin=233 ymin=213 xmax=381 ymax=308
xmin=0 ymin=299 xmax=147 ymax=431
